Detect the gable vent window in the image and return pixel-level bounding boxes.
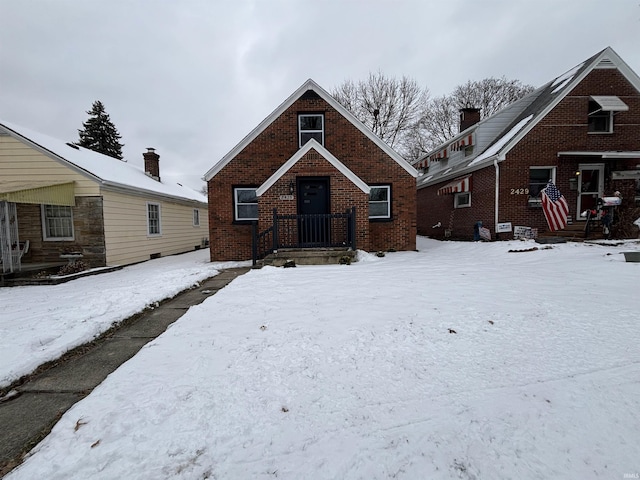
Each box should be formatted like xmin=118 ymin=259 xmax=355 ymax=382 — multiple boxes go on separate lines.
xmin=588 ymin=96 xmax=628 ymax=133
xmin=299 ymin=114 xmax=324 ymax=147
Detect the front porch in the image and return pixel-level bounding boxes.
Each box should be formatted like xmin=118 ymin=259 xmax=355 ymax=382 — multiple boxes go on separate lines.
xmin=252 ymin=208 xmax=357 ymax=266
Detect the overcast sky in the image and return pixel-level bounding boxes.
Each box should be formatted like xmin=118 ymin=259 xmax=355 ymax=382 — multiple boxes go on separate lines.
xmin=2 ymin=0 xmax=639 ymax=191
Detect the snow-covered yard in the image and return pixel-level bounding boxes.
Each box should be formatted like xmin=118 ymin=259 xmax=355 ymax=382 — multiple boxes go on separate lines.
xmin=4 ymin=237 xmax=640 ymax=479
xmin=0 ymin=251 xmax=249 ymax=388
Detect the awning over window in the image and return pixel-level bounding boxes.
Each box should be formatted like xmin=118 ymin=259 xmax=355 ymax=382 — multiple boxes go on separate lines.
xmin=590 ymin=96 xmax=629 ymax=112
xmin=0 ymin=181 xmax=75 ymax=206
xmin=437 ymin=175 xmax=472 ymax=195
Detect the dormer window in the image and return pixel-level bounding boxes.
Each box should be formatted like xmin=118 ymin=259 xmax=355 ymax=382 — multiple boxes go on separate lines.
xmin=299 ymin=114 xmax=324 ymax=147
xmin=588 ymin=96 xmax=628 ymax=133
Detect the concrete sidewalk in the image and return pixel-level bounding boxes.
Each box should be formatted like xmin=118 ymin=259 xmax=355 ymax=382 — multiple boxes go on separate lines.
xmin=0 ymin=267 xmax=250 ymax=477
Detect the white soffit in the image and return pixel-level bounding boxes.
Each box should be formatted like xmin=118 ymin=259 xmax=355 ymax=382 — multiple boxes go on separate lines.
xmin=590 ymin=96 xmax=629 ymax=112
xmin=255 ymin=139 xmax=370 ymax=196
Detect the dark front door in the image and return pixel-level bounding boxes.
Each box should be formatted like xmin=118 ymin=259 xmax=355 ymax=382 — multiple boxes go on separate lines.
xmin=297 ymin=177 xmax=330 ymax=246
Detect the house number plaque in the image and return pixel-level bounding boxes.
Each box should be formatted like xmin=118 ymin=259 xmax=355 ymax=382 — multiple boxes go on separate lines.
xmin=279 ymin=194 xmax=294 ymax=200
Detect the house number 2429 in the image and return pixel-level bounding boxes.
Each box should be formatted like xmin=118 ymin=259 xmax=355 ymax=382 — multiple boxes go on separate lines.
xmin=510 ymin=188 xmax=529 ymax=195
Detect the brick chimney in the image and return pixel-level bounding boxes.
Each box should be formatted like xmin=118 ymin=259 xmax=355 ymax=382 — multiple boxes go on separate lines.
xmin=143 ymin=148 xmax=160 ymax=181
xmin=459 ymin=108 xmax=481 ymax=132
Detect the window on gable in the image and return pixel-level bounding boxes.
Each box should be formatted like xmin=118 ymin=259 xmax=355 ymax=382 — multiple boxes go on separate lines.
xmin=234 ymin=187 xmax=258 ymax=221
xmin=528 ymin=167 xmax=556 ymax=206
xmin=299 ymin=114 xmax=324 ymax=147
xmin=588 ymin=100 xmax=612 ymax=133
xmin=369 ymin=185 xmax=391 ymax=219
xmin=147 ymin=202 xmax=161 ymax=236
xmin=588 ymin=96 xmax=627 ymax=133
xmin=42 ymin=204 xmax=74 ymax=240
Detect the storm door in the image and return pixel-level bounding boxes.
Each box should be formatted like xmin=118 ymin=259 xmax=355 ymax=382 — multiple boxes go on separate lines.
xmin=297 ymin=177 xmax=330 ymax=246
xmin=577 ymin=164 xmax=604 ymax=217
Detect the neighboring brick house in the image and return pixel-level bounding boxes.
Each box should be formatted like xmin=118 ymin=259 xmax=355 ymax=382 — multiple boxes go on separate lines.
xmin=204 ymin=79 xmax=418 ymax=261
xmin=413 ymin=47 xmax=640 ymax=240
xmin=0 ymin=120 xmax=208 ymax=275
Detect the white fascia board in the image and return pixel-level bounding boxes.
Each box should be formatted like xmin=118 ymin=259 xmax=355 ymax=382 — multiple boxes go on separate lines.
xmin=0 ymin=123 xmax=103 ymax=184
xmin=203 ymin=79 xmax=418 ymax=181
xmin=255 ymin=139 xmax=370 ymax=197
xmin=557 ymin=151 xmax=640 ymax=158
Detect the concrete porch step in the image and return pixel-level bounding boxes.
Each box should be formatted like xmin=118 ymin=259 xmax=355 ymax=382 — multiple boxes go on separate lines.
xmin=258 ymin=248 xmax=356 ymax=267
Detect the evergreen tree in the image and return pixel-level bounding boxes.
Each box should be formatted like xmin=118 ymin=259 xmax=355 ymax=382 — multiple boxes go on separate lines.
xmin=77 ymin=100 xmax=124 ymax=160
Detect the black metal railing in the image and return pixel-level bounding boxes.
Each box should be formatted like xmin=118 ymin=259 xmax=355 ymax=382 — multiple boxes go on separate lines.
xmin=252 ymin=207 xmax=356 ymax=265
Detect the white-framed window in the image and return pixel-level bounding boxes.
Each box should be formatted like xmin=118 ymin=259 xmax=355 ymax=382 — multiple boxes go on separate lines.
xmin=41 ymin=204 xmax=74 ymax=240
xmin=299 ymin=114 xmax=324 ymax=147
xmin=234 ymin=187 xmax=258 ymax=221
xmin=454 ymin=192 xmax=471 ymax=208
xmin=193 ymin=208 xmax=200 ymax=227
xmin=369 ymin=185 xmax=391 ymax=219
xmin=528 ymin=167 xmax=556 ymax=206
xmin=147 ymin=202 xmax=161 ymax=236
xmin=588 ymin=100 xmax=612 ymax=133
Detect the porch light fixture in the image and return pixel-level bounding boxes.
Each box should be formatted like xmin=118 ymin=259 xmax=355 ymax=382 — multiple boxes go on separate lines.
xmin=289 ymin=181 xmax=295 ymax=195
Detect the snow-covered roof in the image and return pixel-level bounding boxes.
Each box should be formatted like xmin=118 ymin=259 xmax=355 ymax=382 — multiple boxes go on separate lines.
xmin=0 ymin=120 xmax=207 ymax=204
xmin=203 ymin=78 xmax=418 ymax=181
xmin=416 ymin=46 xmax=640 ymax=189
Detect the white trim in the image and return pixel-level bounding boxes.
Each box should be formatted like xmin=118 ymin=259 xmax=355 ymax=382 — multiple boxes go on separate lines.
xmin=0 ymin=122 xmax=207 ymax=205
xmin=203 ymin=79 xmax=418 ymax=181
xmin=493 ymin=47 xmax=639 ymax=161
xmin=369 ymin=185 xmax=391 ymax=219
xmin=454 ymin=192 xmax=471 ymax=208
xmin=590 ymin=95 xmax=629 ymax=112
xmin=298 ymin=113 xmax=324 ymax=147
xmin=417 ymin=47 xmax=640 ymax=189
xmin=255 ymin=139 xmax=370 ymax=197
xmin=233 ymin=187 xmax=258 ymax=221
xmin=146 ymin=202 xmax=162 ymax=237
xmin=41 ymin=204 xmax=74 ymax=241
xmin=557 ymin=151 xmax=640 ymax=158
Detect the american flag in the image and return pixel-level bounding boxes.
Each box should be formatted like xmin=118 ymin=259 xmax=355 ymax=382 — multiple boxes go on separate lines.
xmin=541 ymin=180 xmax=569 ymax=231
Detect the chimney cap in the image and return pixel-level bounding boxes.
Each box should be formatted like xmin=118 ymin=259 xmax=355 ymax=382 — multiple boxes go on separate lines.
xmin=146 ymin=147 xmax=156 ymax=153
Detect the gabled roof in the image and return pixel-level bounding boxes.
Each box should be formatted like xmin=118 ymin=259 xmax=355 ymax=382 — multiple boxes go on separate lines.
xmin=0 ymin=120 xmax=207 ymax=203
xmin=204 ymin=79 xmax=418 ymax=181
xmin=256 ymin=139 xmax=370 ymax=196
xmin=416 ymin=47 xmax=640 ymax=189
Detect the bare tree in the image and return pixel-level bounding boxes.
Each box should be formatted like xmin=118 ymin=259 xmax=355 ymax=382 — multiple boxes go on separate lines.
xmin=453 ymin=77 xmax=535 ymax=117
xmin=409 ymin=76 xmax=535 ymax=159
xmin=332 ymin=72 xmax=429 ymax=157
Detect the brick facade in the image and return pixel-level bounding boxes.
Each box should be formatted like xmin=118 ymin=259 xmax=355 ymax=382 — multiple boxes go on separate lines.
xmin=418 ymin=67 xmax=640 ymax=240
xmin=208 ymin=87 xmax=417 ymax=261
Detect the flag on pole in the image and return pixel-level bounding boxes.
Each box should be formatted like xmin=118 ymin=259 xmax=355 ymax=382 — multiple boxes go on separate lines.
xmin=541 ymin=180 xmax=569 ymax=231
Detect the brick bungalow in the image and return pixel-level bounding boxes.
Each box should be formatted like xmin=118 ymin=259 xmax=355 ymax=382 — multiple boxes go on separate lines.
xmin=413 ymin=47 xmax=640 ymax=240
xmin=204 ymin=79 xmax=418 ymax=261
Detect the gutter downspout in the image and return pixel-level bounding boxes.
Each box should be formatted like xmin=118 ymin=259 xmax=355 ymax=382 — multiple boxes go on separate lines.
xmin=494 ymin=157 xmax=500 ymax=235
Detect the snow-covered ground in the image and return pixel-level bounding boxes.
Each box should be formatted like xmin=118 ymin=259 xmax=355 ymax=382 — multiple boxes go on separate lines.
xmin=0 ymin=250 xmax=249 ymax=388
xmin=4 ymin=237 xmax=640 ymax=479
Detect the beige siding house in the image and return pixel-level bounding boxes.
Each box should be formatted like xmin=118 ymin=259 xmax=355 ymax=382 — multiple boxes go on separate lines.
xmin=0 ymin=120 xmax=208 ymax=275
